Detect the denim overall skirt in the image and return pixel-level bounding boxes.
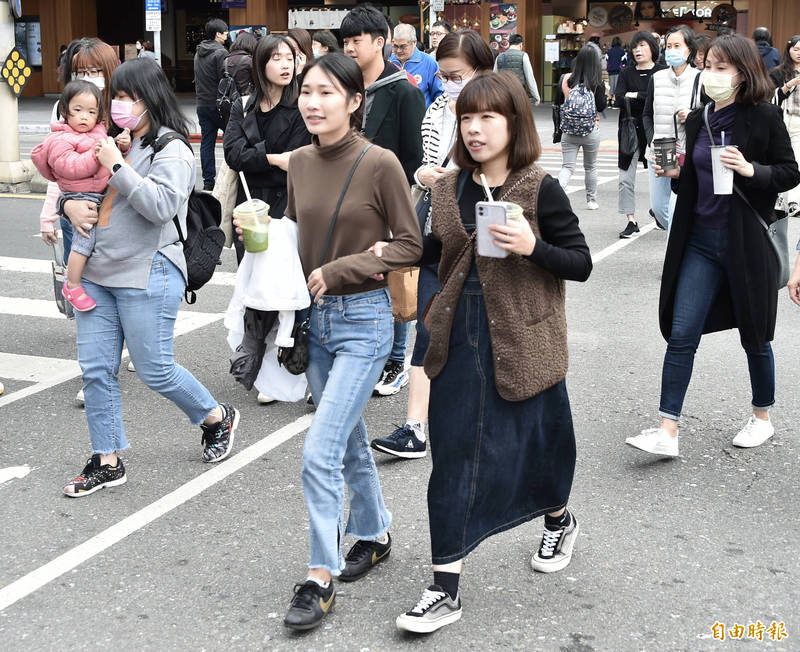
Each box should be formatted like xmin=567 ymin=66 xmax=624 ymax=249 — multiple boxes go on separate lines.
xmin=427 ymin=267 xmax=577 ymax=564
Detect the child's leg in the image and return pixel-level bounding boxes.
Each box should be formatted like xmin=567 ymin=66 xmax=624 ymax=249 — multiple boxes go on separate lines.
xmin=66 ymin=251 xmax=89 ymax=289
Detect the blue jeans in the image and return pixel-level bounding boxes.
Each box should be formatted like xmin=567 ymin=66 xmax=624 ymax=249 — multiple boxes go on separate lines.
xmin=302 ymin=288 xmax=394 ymax=575
xmin=659 ymin=226 xmax=775 ymax=420
xmin=390 ymin=320 xmax=410 ymax=363
xmin=74 ymin=253 xmax=218 ymax=454
xmin=649 ymin=165 xmax=676 ymax=230
xmin=60 ymin=217 xmax=73 ymax=265
xmin=196 ymin=106 xmax=224 ymax=186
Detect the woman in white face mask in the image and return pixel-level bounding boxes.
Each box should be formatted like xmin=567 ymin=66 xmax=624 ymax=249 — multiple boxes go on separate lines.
xmin=642 ymin=25 xmax=702 ymax=231
xmin=368 ymin=29 xmax=494 ymax=464
xmin=625 ymin=35 xmax=800 ymax=459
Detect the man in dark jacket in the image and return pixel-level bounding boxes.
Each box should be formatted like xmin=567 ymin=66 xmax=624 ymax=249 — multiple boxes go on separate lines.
xmin=753 ymin=27 xmax=780 ymax=72
xmin=194 ymin=18 xmax=229 ymax=190
xmin=340 ymin=7 xmax=425 ymax=405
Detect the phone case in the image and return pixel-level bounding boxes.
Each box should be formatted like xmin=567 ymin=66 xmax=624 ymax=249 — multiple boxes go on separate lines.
xmin=476 ymin=201 xmax=508 ymax=258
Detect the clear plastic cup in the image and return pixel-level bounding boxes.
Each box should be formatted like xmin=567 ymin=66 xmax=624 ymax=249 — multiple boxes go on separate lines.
xmin=710 ymin=145 xmax=737 ymax=195
xmin=234 ymin=199 xmax=270 ymax=253
xmin=497 ymin=201 xmax=524 ymax=223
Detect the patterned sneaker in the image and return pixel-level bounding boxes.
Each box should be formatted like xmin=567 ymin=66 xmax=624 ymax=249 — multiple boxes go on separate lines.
xmin=200 ymin=403 xmax=239 ymax=463
xmin=63 ymin=454 xmax=127 ymax=497
xmin=732 ymin=415 xmax=774 ymax=448
xmin=339 ymin=534 xmax=392 ymax=582
xmin=619 ymin=221 xmax=640 ymax=238
xmin=625 ymin=427 xmax=679 ymax=457
xmin=371 ymin=424 xmax=427 ymax=459
xmin=531 ymin=513 xmax=580 ymax=573
xmin=374 ymin=360 xmax=409 ymax=396
xmin=284 ymin=580 xmax=335 ymax=631
xmin=396 ymin=585 xmax=462 ymax=633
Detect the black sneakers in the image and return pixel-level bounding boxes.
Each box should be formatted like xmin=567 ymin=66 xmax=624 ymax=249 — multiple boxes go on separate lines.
xmin=371 ymin=425 xmax=427 ymax=459
xmin=619 ymin=221 xmax=640 ymax=239
xmin=284 ymin=580 xmax=336 ymax=631
xmin=201 ymin=403 xmax=239 ymax=463
xmin=339 ymin=534 xmax=392 ymax=582
xmin=396 ymin=585 xmax=463 ymax=633
xmin=63 ymin=454 xmax=127 ymax=497
xmin=531 ymin=512 xmax=580 ymax=573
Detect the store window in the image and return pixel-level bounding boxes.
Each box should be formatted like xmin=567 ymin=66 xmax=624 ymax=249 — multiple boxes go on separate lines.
xmin=14 ymin=16 xmax=42 ymax=68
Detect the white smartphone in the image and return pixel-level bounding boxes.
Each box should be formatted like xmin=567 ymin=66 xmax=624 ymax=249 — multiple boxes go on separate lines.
xmin=476 ymin=201 xmax=508 ymax=258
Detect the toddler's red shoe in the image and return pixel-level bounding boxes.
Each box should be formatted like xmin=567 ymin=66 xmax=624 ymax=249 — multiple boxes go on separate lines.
xmin=62 ymin=281 xmax=96 ymax=311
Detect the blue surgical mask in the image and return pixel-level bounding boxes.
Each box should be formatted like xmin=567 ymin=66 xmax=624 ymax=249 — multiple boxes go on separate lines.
xmin=665 ymin=48 xmax=687 ymax=68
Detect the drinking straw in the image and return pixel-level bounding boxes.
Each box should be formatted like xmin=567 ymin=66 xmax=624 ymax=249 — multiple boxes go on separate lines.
xmin=238 ymin=171 xmax=253 ymax=203
xmin=721 ymin=130 xmax=725 ymax=147
xmin=479 ymin=173 xmax=494 ymax=201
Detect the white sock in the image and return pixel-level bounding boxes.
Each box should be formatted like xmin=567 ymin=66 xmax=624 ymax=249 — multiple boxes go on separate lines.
xmin=306 ymin=576 xmax=329 ymax=588
xmin=374 ymin=533 xmax=389 ymax=545
xmin=406 ymin=419 xmax=426 ymax=442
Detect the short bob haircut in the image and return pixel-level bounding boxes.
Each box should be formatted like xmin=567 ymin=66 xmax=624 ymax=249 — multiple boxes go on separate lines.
xmin=253 ymin=35 xmax=299 ymax=108
xmin=707 ymin=34 xmax=774 ymax=105
xmin=435 ymin=29 xmax=494 ymax=71
xmin=109 ymin=58 xmax=190 ymax=146
xmin=452 ymin=72 xmax=541 ymax=171
xmin=629 ymin=30 xmax=660 ymax=62
xmin=58 ymin=79 xmax=104 ymax=124
xmin=664 ymin=24 xmax=696 ymax=60
xmin=204 ymin=18 xmax=228 ymax=41
xmin=301 ymin=53 xmax=365 ymax=130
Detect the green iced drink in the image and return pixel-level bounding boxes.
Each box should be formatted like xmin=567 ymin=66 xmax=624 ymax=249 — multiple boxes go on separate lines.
xmin=235 ymin=199 xmax=270 ymax=253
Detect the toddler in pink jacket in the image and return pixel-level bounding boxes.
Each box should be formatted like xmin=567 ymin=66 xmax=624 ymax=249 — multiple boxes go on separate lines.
xmin=31 ymin=80 xmax=128 ymax=311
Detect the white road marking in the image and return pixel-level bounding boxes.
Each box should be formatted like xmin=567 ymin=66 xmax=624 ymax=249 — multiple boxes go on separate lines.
xmin=0 ymin=413 xmax=313 ymax=612
xmin=591 ymin=222 xmax=658 ymax=264
xmin=0 ymin=465 xmax=32 ymax=484
xmin=0 ymin=352 xmax=80 ymax=382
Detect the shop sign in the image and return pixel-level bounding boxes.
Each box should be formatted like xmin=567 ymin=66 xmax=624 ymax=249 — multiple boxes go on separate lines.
xmin=222 ymin=0 xmax=247 ymax=8
xmin=431 ymin=0 xmax=445 ymax=11
xmin=146 ymin=11 xmax=161 ymax=32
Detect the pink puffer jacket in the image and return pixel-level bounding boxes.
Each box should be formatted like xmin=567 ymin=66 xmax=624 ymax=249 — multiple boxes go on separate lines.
xmin=30 ymin=122 xmax=111 ymax=193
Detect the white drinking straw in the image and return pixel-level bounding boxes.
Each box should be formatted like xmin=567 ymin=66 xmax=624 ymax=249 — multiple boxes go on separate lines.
xmin=479 ymin=173 xmax=494 ymax=202
xmin=721 ymin=130 xmax=725 ymax=147
xmin=238 ymin=171 xmax=253 ymax=203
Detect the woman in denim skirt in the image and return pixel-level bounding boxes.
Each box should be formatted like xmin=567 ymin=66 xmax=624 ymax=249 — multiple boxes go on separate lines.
xmin=391 ymin=73 xmax=592 ymax=633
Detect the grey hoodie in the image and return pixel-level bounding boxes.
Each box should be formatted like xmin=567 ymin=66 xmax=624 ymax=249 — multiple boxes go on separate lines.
xmin=83 ymin=127 xmax=195 ymax=289
xmin=194 ymin=39 xmax=228 ymax=107
xmin=361 ymin=68 xmax=408 ymax=131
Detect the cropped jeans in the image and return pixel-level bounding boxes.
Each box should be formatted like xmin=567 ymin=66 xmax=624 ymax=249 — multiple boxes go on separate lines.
xmin=74 ymin=253 xmax=218 ymax=454
xmin=659 ymin=226 xmax=775 ymax=420
xmin=302 ymin=288 xmax=394 ymax=575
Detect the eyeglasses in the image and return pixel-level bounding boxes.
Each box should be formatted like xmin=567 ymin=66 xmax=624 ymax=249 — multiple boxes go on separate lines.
xmin=435 ymin=68 xmax=476 ymax=83
xmin=75 ymin=68 xmax=103 ymax=77
xmin=392 ymin=43 xmax=411 ymax=51
xmin=430 ymin=30 xmax=448 ymax=37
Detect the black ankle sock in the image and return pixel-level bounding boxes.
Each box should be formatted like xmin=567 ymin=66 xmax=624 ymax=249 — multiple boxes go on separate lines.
xmin=433 ymin=571 xmax=460 ymax=600
xmin=545 ymin=509 xmax=571 ymax=529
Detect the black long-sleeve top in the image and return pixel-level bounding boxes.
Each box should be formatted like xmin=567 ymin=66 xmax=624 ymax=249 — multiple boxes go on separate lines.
xmin=615 ymin=62 xmax=666 ymax=168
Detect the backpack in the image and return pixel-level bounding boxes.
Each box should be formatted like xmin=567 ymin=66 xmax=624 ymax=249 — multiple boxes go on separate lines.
xmin=151 ymin=132 xmax=226 ymax=304
xmin=560 ymin=82 xmax=597 ymax=137
xmin=216 ymin=57 xmax=241 ymax=126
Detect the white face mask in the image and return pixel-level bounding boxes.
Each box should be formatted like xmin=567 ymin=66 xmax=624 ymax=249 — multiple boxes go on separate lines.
xmin=79 ymin=74 xmax=105 ymax=91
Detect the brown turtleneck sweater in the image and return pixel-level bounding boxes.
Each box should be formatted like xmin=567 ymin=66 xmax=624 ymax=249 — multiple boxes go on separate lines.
xmin=285 ymin=129 xmax=422 ymax=295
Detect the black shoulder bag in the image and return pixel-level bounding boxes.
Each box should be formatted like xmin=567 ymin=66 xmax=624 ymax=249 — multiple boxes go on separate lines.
xmin=278 ymin=143 xmax=373 ymax=374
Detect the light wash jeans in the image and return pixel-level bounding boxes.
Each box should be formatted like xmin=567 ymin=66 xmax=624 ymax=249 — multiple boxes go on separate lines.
xmin=390 ymin=319 xmax=410 ymax=363
xmin=302 ymin=288 xmax=394 ymax=575
xmin=75 ymin=253 xmax=218 ymax=454
xmin=557 ymin=126 xmax=601 ymax=202
xmin=648 ymin=165 xmax=676 ymax=230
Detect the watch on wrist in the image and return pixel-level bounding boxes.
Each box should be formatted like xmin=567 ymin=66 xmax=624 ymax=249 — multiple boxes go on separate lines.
xmin=112 ymin=163 xmax=122 ymax=174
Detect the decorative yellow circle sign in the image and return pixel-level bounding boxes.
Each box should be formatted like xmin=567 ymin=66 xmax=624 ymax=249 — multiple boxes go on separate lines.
xmin=2 ymin=48 xmax=31 ymax=97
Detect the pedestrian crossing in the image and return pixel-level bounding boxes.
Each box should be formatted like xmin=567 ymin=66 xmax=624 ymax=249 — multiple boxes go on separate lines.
xmin=537 ymin=148 xmax=631 ymax=198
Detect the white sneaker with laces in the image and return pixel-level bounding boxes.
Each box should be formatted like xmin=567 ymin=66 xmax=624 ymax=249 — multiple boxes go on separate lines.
xmin=531 ymin=514 xmax=580 ymax=573
xmin=257 ymin=392 xmax=276 ymax=404
xmin=732 ymin=415 xmax=774 ymax=448
xmin=586 ymin=200 xmax=599 ymax=210
xmin=127 ymin=360 xmax=136 ymax=372
xmin=625 ymin=428 xmax=679 ymax=457
xmin=396 ymin=585 xmax=462 ymax=633
xmin=76 ymin=388 xmax=85 ymax=405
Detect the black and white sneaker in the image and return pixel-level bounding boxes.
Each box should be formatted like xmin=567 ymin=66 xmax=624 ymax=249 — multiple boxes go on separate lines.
xmin=374 ymin=360 xmax=409 ymax=396
xmin=284 ymin=580 xmax=335 ymax=631
xmin=371 ymin=425 xmax=427 ymax=459
xmin=339 ymin=534 xmax=392 ymax=582
xmin=200 ymin=403 xmax=239 ymax=463
xmin=788 ymin=202 xmax=800 ymax=218
xmin=619 ymin=221 xmax=640 ymax=239
xmin=63 ymin=454 xmax=127 ymax=497
xmin=396 ymin=585 xmax=462 ymax=633
xmin=531 ymin=513 xmax=580 ymax=573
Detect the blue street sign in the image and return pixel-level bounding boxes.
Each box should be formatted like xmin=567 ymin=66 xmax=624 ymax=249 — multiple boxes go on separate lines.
xmin=145 ymin=0 xmax=160 ymax=11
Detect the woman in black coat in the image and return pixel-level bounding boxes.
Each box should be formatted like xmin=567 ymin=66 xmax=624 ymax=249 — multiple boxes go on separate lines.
xmin=223 ymin=35 xmax=311 ymax=262
xmin=626 ymin=35 xmax=800 ymax=458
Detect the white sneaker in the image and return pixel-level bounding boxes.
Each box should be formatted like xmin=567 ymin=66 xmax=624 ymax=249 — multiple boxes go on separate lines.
xmin=257 ymin=392 xmax=276 ymax=404
xmin=76 ymin=389 xmax=85 ymax=405
xmin=0 ymin=380 xmax=4 ymax=395
xmin=625 ymin=428 xmax=679 ymax=457
xmin=396 ymin=586 xmax=462 ymax=633
xmin=732 ymin=415 xmax=774 ymax=448
xmin=586 ymin=200 xmax=599 ymax=210
xmin=531 ymin=513 xmax=580 ymax=573
xmin=127 ymin=361 xmax=136 ymax=372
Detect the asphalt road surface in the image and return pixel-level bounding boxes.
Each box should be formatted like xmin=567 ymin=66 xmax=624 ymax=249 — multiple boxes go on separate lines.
xmin=1 ymin=118 xmax=799 ymax=650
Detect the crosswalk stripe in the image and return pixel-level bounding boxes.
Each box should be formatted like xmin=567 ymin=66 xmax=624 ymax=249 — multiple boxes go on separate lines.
xmin=0 ymin=352 xmax=80 ymax=382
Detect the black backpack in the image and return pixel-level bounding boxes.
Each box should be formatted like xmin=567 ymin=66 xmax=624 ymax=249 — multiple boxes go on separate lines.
xmin=216 ymin=57 xmax=241 ymax=126
xmin=151 ymin=132 xmax=226 ymax=304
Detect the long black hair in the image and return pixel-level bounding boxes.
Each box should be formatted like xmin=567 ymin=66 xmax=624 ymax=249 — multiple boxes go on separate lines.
xmin=253 ymin=35 xmax=299 ymax=108
xmin=569 ymin=44 xmax=603 ymax=90
xmin=774 ymin=35 xmax=800 ymax=82
xmin=109 ymin=58 xmax=190 ymax=146
xmin=301 ymin=53 xmax=364 ymax=130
